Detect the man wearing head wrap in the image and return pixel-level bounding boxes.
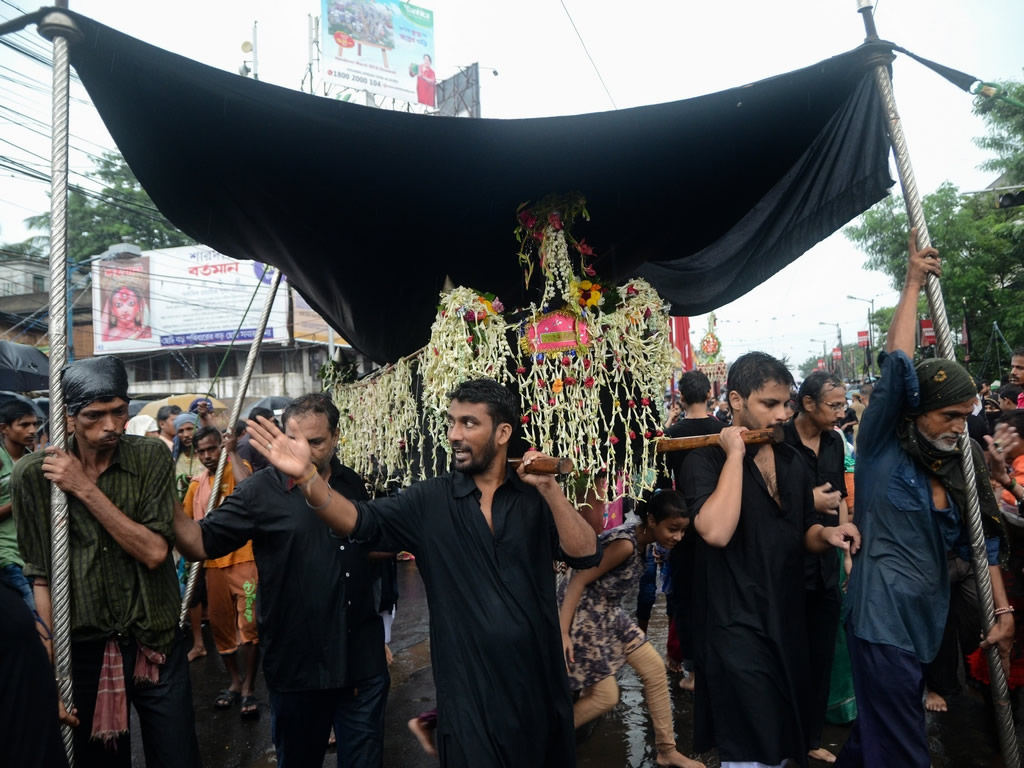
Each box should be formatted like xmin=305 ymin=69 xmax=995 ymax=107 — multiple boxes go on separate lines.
xmin=173 ymin=411 xmax=201 ymax=497
xmin=837 ymin=232 xmax=1014 ymax=768
xmin=11 ymin=356 xmax=200 ymax=766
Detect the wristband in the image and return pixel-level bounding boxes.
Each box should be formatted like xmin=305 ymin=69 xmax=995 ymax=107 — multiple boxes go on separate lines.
xmin=995 ymin=606 xmax=1015 ymax=616
xmin=1004 ymin=477 xmax=1019 ymax=492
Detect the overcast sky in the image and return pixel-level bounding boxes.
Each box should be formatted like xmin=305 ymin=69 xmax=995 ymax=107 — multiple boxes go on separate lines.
xmin=0 ymin=0 xmax=1021 ymax=371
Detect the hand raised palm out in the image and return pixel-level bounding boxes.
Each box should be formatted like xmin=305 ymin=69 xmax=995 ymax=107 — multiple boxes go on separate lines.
xmin=245 ymin=416 xmax=311 ymax=478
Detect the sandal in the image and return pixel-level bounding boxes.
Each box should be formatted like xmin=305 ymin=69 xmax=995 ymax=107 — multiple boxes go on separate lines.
xmin=215 ymin=689 xmax=240 ymax=709
xmin=240 ymin=695 xmax=260 ymax=719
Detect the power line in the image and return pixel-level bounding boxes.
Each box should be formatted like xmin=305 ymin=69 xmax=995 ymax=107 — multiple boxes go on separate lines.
xmin=558 ymin=0 xmax=616 ymax=110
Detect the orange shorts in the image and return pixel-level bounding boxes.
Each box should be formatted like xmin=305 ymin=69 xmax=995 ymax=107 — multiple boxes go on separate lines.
xmin=205 ymin=561 xmax=259 ymax=654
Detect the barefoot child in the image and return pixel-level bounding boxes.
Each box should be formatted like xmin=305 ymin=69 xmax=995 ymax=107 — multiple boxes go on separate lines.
xmin=559 ymin=490 xmax=705 ymax=768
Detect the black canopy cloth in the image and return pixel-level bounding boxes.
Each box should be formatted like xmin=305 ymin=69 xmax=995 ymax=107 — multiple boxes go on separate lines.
xmin=62 ymin=9 xmax=894 ymax=364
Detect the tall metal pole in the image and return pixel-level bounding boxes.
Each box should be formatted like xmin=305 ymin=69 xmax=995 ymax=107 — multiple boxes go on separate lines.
xmin=38 ymin=7 xmax=81 ymax=765
xmin=180 ymin=269 xmax=283 ymax=625
xmin=857 ymin=4 xmax=1020 ymax=765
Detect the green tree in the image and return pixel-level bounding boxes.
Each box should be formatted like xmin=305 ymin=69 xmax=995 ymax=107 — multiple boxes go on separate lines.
xmin=24 ymin=151 xmax=192 ymax=263
xmin=845 ymin=77 xmax=1024 ymax=379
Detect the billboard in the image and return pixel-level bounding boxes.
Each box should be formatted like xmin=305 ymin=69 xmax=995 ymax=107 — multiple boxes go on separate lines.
xmin=322 ymin=0 xmax=436 ymax=106
xmin=293 ymin=290 xmax=350 ymax=346
xmin=92 ymin=245 xmax=289 ymax=355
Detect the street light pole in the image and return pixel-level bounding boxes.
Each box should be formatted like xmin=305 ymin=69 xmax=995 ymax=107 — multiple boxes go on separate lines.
xmin=848 ymin=293 xmax=881 ymax=378
xmin=819 ymin=321 xmax=844 ymax=379
xmin=811 ymin=338 xmax=828 ymax=371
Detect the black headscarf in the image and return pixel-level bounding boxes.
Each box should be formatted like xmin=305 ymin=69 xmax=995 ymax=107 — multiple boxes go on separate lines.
xmin=897 ymin=358 xmax=1007 ymax=567
xmin=61 ymin=356 xmax=130 ymax=416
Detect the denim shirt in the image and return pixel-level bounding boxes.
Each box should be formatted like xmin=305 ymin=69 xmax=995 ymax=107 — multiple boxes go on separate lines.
xmin=846 ymin=350 xmax=962 ymax=662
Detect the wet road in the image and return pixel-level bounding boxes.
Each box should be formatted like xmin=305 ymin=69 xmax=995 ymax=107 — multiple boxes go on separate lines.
xmin=131 ymin=560 xmax=1024 ymax=766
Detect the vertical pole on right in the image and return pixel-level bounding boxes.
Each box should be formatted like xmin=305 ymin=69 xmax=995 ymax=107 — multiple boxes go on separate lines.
xmin=856 ymin=3 xmax=1020 ymax=765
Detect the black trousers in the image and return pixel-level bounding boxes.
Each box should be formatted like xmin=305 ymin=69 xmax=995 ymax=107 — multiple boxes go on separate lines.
xmin=70 ymin=630 xmax=201 ymax=768
xmin=804 ymin=584 xmax=842 ymax=750
xmin=924 ymin=555 xmax=980 ymax=698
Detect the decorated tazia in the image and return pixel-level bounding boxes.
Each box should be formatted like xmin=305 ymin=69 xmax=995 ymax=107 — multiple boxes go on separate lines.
xmin=330 ymin=195 xmax=678 ymax=501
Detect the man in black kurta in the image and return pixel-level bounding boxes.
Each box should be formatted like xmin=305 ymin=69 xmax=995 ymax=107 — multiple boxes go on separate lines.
xmin=243 ymin=379 xmax=601 ymax=768
xmin=782 ymin=371 xmax=849 ymax=764
xmin=680 ymin=352 xmax=859 ymax=768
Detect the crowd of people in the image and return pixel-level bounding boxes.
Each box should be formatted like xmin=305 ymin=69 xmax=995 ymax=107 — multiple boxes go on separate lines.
xmin=2 ymin=229 xmax=1024 ymax=768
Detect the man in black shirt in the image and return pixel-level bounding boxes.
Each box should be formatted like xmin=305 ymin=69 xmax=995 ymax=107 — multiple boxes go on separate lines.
xmin=244 ymin=379 xmax=600 ymax=768
xmin=681 ymin=352 xmax=859 ymax=767
xmin=664 ymin=369 xmax=724 ymax=692
xmin=784 ymin=371 xmax=849 ymax=765
xmin=173 ymin=393 xmax=386 ymax=768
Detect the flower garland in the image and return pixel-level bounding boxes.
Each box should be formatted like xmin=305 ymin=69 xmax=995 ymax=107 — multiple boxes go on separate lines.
xmin=328 ymin=197 xmax=677 ymax=503
xmin=332 ymin=355 xmax=421 ymax=491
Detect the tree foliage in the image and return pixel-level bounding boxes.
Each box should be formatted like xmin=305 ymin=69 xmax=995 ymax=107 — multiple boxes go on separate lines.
xmin=843 ymin=79 xmax=1024 ymax=379
xmin=20 ymin=151 xmax=192 ymax=264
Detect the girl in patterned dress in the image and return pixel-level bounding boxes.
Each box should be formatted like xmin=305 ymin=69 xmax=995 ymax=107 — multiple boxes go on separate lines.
xmin=559 ymin=490 xmax=705 ymax=768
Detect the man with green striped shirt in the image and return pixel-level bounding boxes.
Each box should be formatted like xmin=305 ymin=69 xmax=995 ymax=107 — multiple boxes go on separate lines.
xmin=13 ymin=356 xmax=199 ymax=767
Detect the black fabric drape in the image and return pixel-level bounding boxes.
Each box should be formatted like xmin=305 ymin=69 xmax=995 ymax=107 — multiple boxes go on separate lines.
xmin=62 ymin=10 xmax=894 ymax=363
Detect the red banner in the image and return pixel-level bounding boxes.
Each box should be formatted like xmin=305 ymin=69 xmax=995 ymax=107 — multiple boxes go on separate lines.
xmin=920 ymin=318 xmax=936 ymax=347
xmin=857 ymin=330 xmax=869 ymax=347
xmin=832 ymin=346 xmax=842 ymax=360
xmin=670 ymin=316 xmax=694 ymax=372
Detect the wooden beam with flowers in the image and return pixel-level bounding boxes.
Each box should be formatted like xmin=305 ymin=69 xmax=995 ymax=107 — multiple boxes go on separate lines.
xmin=329 ymin=194 xmax=679 ymax=503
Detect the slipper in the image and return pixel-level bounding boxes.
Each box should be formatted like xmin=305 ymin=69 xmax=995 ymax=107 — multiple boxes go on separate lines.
xmin=240 ymin=695 xmax=260 ymax=719
xmin=215 ymin=689 xmax=240 ymax=709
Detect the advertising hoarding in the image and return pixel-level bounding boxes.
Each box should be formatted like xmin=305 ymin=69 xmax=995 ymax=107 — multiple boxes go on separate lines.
xmin=322 ymin=0 xmax=436 ymax=106
xmin=92 ymin=245 xmax=289 ymax=355
xmin=293 ymin=290 xmax=350 ymax=346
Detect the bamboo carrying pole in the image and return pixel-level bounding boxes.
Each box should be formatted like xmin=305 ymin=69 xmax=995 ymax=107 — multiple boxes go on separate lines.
xmin=39 ymin=8 xmax=81 ymax=765
xmin=179 ymin=270 xmax=283 ymax=626
xmin=656 ymin=425 xmax=783 ymax=453
xmin=507 ymin=426 xmax=782 ymax=476
xmin=856 ymin=3 xmax=1020 ymax=765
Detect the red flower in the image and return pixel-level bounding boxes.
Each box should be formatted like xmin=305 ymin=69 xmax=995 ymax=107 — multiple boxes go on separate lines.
xmin=548 ymin=398 xmax=556 ymax=406
xmin=583 ymin=264 xmax=597 ymax=277
xmin=584 ymin=377 xmax=595 ymax=388
xmin=656 ymin=430 xmax=664 ymax=437
xmin=644 ymin=431 xmax=652 ymax=439
xmin=548 ymin=212 xmax=563 ymax=230
xmin=518 ymin=209 xmax=537 ymax=230
xmin=628 ymin=400 xmax=636 ymax=408
xmin=626 ymin=284 xmax=638 ymax=296
xmin=629 ymin=431 xmax=637 ymax=440
xmin=516 ymin=366 xmax=527 ymax=374
xmin=433 ymin=347 xmax=439 ymax=356
xmin=575 ymin=239 xmax=595 ymax=257
xmin=641 ymin=397 xmax=650 ymax=406
xmin=531 ymin=404 xmax=539 ymax=412
xmin=583 ymin=359 xmax=592 ymax=369
xmin=609 ymin=436 xmax=619 ymax=445
xmin=521 ymin=415 xmax=530 ymax=424
xmin=561 ymin=356 xmax=571 ymax=366
xmin=466 ymin=336 xmax=474 ymax=344
xmin=644 ymin=308 xmax=652 ymax=319
xmin=564 ymin=377 xmax=576 ymax=386
xmin=537 ymin=379 xmax=546 ymax=388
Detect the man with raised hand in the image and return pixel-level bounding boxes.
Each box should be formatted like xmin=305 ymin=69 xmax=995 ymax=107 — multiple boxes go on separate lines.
xmin=243 ymin=379 xmax=600 ymax=768
xmin=836 ymin=230 xmax=1014 ymax=768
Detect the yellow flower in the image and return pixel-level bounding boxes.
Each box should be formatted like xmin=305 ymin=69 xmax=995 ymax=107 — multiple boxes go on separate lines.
xmin=579 ymin=280 xmax=593 ymax=290
xmin=586 ymin=294 xmax=600 ymax=307
xmin=933 ymin=369 xmax=947 ymax=383
xmin=552 ymin=378 xmax=564 ymax=394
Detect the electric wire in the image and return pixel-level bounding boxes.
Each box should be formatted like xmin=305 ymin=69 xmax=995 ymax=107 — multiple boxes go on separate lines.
xmin=557 ymin=0 xmax=616 ymax=110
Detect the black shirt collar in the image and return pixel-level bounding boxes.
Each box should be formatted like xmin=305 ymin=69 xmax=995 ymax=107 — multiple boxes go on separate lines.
xmin=452 ymin=466 xmax=528 ymax=498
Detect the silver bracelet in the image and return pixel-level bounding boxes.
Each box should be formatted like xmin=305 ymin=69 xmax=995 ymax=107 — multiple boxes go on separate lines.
xmin=302 ymin=475 xmax=333 ymax=511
